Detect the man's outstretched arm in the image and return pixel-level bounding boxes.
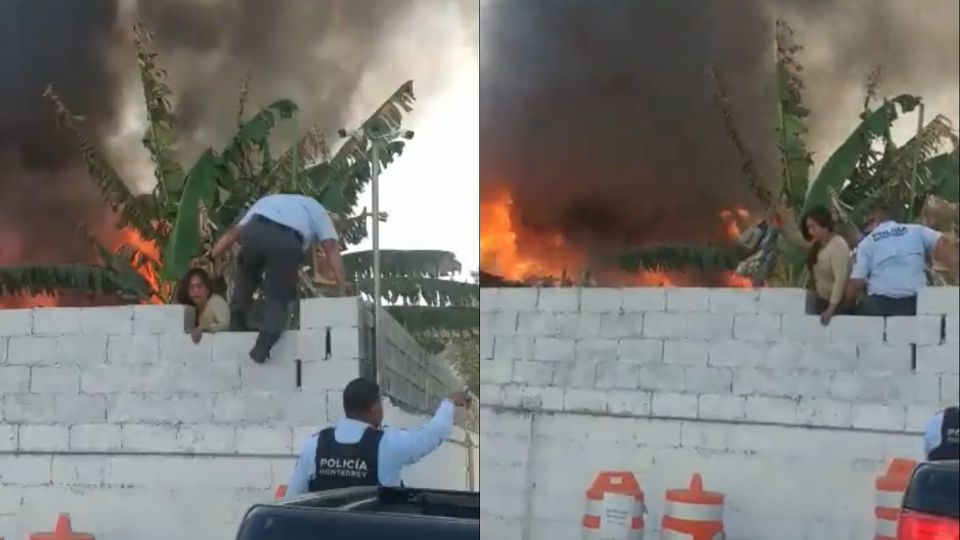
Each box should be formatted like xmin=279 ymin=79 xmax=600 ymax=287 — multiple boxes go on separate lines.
xmin=389 ymin=393 xmax=467 ymax=466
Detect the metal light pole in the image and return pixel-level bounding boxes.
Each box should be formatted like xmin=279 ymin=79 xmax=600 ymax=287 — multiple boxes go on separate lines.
xmin=370 ymin=139 xmax=383 ymax=375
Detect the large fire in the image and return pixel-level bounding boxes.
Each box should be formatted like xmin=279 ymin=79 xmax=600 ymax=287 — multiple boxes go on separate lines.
xmin=480 ymin=184 xmax=752 ymax=288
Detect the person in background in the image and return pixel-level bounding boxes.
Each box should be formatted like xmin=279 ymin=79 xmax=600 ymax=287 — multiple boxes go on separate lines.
xmin=284 ymin=377 xmax=470 ymax=497
xmin=923 ymin=404 xmax=959 ymax=461
xmin=206 ymin=193 xmax=349 ymax=363
xmin=176 ymin=268 xmax=229 ymax=344
xmin=801 ymin=205 xmax=851 ymax=326
xmin=845 ymin=202 xmax=960 ymax=316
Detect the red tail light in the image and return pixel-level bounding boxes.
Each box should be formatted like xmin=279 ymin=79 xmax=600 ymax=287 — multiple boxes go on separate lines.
xmin=897 ymin=511 xmax=960 ymax=540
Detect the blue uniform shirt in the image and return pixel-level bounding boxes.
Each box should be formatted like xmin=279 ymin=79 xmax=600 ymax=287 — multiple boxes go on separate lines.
xmin=850 ymin=221 xmax=940 ymax=298
xmin=923 ymin=405 xmax=960 ymax=460
xmin=238 ymin=194 xmax=339 ymax=250
xmin=285 ymin=399 xmax=455 ymax=498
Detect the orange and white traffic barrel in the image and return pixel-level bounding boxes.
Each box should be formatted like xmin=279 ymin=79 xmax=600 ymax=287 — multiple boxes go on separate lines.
xmin=28 ymin=513 xmax=95 ymax=540
xmin=582 ymin=471 xmax=645 ymax=540
xmin=874 ymin=458 xmax=916 ymax=540
xmin=659 ymin=473 xmax=724 ymax=540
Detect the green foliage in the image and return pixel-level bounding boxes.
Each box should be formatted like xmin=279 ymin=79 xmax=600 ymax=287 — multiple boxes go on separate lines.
xmin=161 ymin=150 xmax=222 ymax=281
xmin=775 ymin=21 xmax=812 ymax=211
xmin=617 ymin=245 xmax=738 ymax=273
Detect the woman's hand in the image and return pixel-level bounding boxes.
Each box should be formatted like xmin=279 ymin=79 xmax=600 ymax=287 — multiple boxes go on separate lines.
xmin=191 ymin=328 xmax=204 ymax=344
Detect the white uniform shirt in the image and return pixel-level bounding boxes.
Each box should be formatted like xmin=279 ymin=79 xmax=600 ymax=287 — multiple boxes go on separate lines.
xmin=850 ymin=221 xmax=940 ymax=298
xmin=238 ymin=194 xmax=338 ymax=250
xmin=284 ymin=400 xmax=455 ymax=498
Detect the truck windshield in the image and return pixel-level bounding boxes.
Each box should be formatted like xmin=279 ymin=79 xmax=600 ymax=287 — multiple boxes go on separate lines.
xmin=903 ymin=462 xmax=960 ymax=520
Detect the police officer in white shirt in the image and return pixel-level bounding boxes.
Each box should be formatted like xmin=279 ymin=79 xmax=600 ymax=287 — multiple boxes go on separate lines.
xmin=923 ymin=404 xmax=959 ymax=461
xmin=208 ymin=194 xmax=348 ymax=363
xmin=284 ymin=377 xmax=470 ymax=497
xmin=846 ymin=202 xmax=959 ymax=316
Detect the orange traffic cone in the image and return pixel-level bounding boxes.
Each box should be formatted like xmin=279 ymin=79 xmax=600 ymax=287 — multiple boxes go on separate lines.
xmin=660 ymin=473 xmax=725 ymax=540
xmin=28 ymin=513 xmax=95 ymax=540
xmin=581 ymin=471 xmax=645 ymax=539
xmin=274 ymin=484 xmax=288 ymax=500
xmin=874 ymin=458 xmax=916 ymax=540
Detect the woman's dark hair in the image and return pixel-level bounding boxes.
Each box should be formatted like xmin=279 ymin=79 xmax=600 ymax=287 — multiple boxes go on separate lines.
xmin=801 ymin=205 xmax=835 ymax=271
xmin=175 ymin=268 xmax=214 ymax=306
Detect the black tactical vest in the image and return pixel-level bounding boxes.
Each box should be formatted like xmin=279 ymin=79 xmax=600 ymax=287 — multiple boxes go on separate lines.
xmin=928 ymin=406 xmax=959 ymax=461
xmin=308 ymin=426 xmax=383 ymax=492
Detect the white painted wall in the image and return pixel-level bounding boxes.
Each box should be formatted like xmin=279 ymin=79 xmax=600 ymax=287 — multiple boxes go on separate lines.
xmin=0 ymin=298 xmax=475 ymax=540
xmin=479 ymin=287 xmax=959 ymax=540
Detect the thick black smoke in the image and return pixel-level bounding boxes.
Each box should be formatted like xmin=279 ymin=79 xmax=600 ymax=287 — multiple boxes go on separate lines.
xmin=480 ymin=0 xmax=959 ymax=252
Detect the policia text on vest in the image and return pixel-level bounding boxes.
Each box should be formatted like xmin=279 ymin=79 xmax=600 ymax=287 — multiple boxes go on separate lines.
xmin=285 ymin=378 xmax=471 ymax=497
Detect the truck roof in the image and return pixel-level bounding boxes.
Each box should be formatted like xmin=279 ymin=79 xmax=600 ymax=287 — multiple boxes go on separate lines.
xmin=234 ymin=486 xmax=480 ymax=540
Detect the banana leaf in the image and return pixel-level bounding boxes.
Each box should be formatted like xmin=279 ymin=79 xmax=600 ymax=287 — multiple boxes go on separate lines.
xmin=803 ymin=94 xmax=921 ymax=213
xmin=775 ymin=20 xmax=812 ymax=210
xmin=355 ymin=276 xmax=478 ymax=307
xmin=161 ymin=150 xmax=223 ymax=281
xmin=386 ymin=305 xmax=480 ymax=335
xmin=0 ymin=264 xmax=151 ymax=301
xmin=923 ymin=150 xmax=960 ymax=203
xmin=344 ymin=250 xmax=462 ymax=278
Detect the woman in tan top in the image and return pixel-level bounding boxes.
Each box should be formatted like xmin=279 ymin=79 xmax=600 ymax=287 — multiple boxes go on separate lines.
xmin=176 ymin=268 xmax=230 ymax=343
xmin=802 ymin=205 xmax=852 ymax=326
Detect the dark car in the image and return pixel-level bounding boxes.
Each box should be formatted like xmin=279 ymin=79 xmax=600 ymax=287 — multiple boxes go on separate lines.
xmin=897 ymin=460 xmax=959 ymax=540
xmin=234 ymin=486 xmax=479 ymax=540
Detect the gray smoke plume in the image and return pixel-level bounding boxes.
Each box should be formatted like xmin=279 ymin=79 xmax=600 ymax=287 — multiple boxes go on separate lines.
xmin=480 ymin=0 xmax=959 ymax=254
xmin=1 ymin=0 xmax=475 ymax=265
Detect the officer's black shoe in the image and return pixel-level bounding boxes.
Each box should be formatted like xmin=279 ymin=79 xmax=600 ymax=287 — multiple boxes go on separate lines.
xmin=249 ymin=344 xmax=268 ymax=364
xmin=249 ymin=331 xmax=279 ymax=364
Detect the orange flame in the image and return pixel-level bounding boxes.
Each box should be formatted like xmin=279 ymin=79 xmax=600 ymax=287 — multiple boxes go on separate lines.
xmin=120 ymin=228 xmax=164 ymax=304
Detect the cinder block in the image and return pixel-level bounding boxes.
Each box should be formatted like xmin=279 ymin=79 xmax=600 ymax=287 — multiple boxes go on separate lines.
xmin=300 ymin=360 xmax=360 ymax=390
xmin=621 ymin=288 xmax=667 ymax=312
xmin=533 ymin=338 xmax=575 ymax=361
xmin=236 ymin=427 xmax=293 ymax=454
xmin=18 ymin=424 xmax=69 ymax=451
xmin=665 ymin=288 xmax=709 ymax=312
xmin=557 ymin=313 xmax=600 ymax=339
xmin=857 ymin=344 xmax=912 ymax=372
xmin=662 ymin=340 xmax=709 ymax=365
xmin=796 ymin=398 xmax=852 ymax=428
xmin=637 ymin=364 xmax=685 ymax=393
xmin=0 ymin=366 xmax=30 ymax=392
xmin=708 ymin=288 xmax=759 ymax=314
xmin=512 ymin=386 xmax=564 ymax=411
xmin=562 ymin=388 xmax=607 ymax=412
xmin=946 ymin=315 xmax=959 ymax=344
xmin=707 ymin=339 xmax=768 ymax=368
xmin=79 ymin=306 xmax=134 ymax=334
xmin=685 ymin=366 xmax=733 ymax=394
xmin=300 ymin=296 xmax=362 ymax=328
xmin=942 ymin=374 xmax=959 ymax=404
xmin=580 ymin=288 xmax=624 ymax=313
xmin=829 ymin=316 xmax=884 ymax=344
xmin=122 ymin=424 xmax=179 ymax=451
xmin=496 ymin=288 xmax=539 ymax=311
xmin=618 ymin=339 xmax=663 ymax=364
xmin=885 ymin=316 xmax=942 ymax=346
xmin=553 ymin=360 xmax=597 ymax=388
xmin=537 ymin=288 xmax=579 ymax=312
xmin=493 ymin=336 xmax=534 ymax=361
xmin=686 ymin=313 xmax=734 ymax=341
xmin=799 ymin=342 xmax=859 ymax=371
xmin=106 ymin=334 xmax=161 ymax=364
xmin=6 ymin=336 xmax=57 ymax=365
xmin=743 ymin=396 xmax=798 ymax=424
xmin=916 ymin=344 xmax=960 ymax=374
xmin=241 ymin=361 xmax=298 ymax=391
xmin=481 ymin=311 xmax=518 ymax=336
xmin=0 ymin=455 xmax=52 ymax=485
xmin=697 ymin=394 xmax=745 ymax=421
xmin=329 ymin=327 xmax=360 ymax=358
xmin=605 ymin=390 xmax=652 ymax=415
xmin=599 ymin=313 xmax=643 ymax=338
xmin=108 ymin=393 xmax=212 ymax=424
xmin=69 ymin=424 xmax=122 ymax=451
xmin=480 ymin=331 xmax=493 ymax=360
xmin=642 ymin=312 xmax=687 ymax=339
xmin=596 ymin=361 xmax=640 ymax=389
xmin=650 ymin=392 xmax=698 ymax=418
xmin=917 ymin=286 xmax=960 ymax=315
xmin=211 ymin=332 xmax=257 ymax=364
xmin=780 ymin=314 xmax=830 ymax=343
xmin=0 ymin=424 xmax=17 ymax=451
xmin=828 ymin=371 xmax=940 ymax=406
xmin=56 ymin=335 xmax=108 ymax=364
xmin=2 ymin=393 xmax=55 ymax=423
xmin=680 ymin=421 xmax=732 ymax=451
xmin=133 ymin=304 xmax=194 ymax=333
xmin=757 ymin=288 xmax=808 ymax=315
xmin=479 ymin=288 xmax=497 ymax=312
xmin=0 ymin=308 xmax=32 ymax=336
xmin=29 ymin=366 xmax=80 ymax=393
xmin=906 ymin=405 xmax=934 ymax=432
xmin=479 ymin=359 xmax=512 ymax=384
xmin=575 ymin=338 xmax=618 ymax=363
xmin=732 ymin=314 xmax=781 ymax=342
xmin=512 ymin=361 xmax=555 ymax=386
xmin=851 ymin=403 xmax=906 ymax=431
xmin=517 ymin=312 xmax=559 ymax=336
xmin=32 ymin=307 xmax=81 ymax=335
xmin=51 ymin=455 xmax=107 ymax=485
xmin=159 ymin=332 xmax=214 ymax=364
xmin=732 ymin=368 xmax=830 ymax=399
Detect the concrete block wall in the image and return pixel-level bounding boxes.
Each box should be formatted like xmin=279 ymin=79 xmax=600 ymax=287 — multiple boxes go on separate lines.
xmin=0 ymin=297 xmax=475 ymax=540
xmin=479 ymin=287 xmax=959 ymax=540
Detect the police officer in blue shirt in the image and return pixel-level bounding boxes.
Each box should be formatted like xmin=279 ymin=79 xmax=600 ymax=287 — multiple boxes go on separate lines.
xmin=846 ymin=202 xmax=959 ymax=316
xmin=208 ymin=193 xmax=349 ymax=363
xmin=923 ymin=405 xmax=959 ymax=461
xmin=285 ymin=377 xmax=469 ymax=496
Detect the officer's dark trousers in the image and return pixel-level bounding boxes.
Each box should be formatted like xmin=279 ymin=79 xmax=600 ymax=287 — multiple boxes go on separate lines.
xmin=231 ymin=216 xmax=303 ymax=356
